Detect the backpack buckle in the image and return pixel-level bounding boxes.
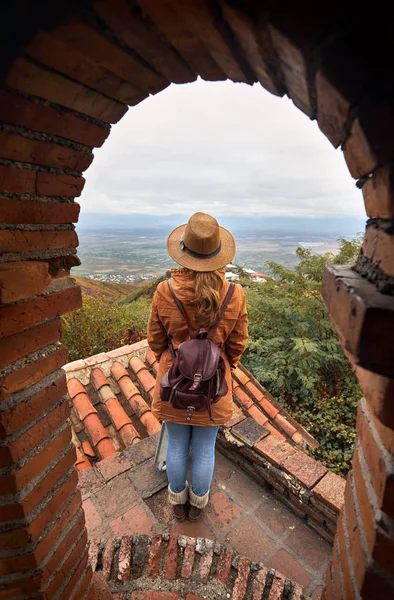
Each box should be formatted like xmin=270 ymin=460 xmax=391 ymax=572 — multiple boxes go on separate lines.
xmin=186 ymin=406 xmax=195 ymax=422
xmin=190 ymin=373 xmax=202 ymax=391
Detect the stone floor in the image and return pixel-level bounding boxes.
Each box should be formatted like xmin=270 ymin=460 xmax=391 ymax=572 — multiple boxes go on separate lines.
xmin=80 ymin=442 xmax=331 ymax=599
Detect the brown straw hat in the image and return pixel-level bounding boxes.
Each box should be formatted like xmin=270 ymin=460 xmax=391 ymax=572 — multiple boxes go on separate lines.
xmin=167 ymin=212 xmax=236 ymax=272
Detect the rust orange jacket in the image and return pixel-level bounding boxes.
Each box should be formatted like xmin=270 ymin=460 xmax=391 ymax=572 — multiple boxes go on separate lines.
xmin=147 ymin=268 xmax=248 ymax=426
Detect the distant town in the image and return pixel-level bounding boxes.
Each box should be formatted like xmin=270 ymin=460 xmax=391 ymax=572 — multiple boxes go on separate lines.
xmin=73 ymin=227 xmax=344 ymax=284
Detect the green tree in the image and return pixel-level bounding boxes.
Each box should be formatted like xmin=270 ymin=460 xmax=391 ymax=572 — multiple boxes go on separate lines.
xmin=62 ymin=295 xmax=151 ymax=362
xmin=242 ymin=237 xmax=363 ymax=475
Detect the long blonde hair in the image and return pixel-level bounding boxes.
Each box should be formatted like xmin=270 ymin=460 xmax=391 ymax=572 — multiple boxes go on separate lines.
xmin=185 ymin=269 xmax=224 ymax=328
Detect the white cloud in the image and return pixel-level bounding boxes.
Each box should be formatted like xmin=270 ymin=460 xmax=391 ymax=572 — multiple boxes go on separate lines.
xmin=80 ymin=79 xmax=365 ymax=219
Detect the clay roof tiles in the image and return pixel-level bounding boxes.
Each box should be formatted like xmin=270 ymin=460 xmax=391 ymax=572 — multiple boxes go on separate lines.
xmin=64 ymin=339 xmax=317 ymax=471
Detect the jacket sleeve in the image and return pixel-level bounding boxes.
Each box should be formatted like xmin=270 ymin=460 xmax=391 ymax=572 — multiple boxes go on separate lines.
xmin=225 ymin=287 xmax=248 ymax=369
xmin=147 ymin=290 xmax=168 ymax=361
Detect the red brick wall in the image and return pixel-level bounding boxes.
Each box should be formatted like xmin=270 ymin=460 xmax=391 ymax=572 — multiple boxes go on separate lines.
xmin=0 ymin=2 xmax=394 ymax=598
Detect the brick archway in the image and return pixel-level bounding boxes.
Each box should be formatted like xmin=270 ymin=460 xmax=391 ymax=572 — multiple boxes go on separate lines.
xmin=1 ymin=2 xmax=393 ymax=598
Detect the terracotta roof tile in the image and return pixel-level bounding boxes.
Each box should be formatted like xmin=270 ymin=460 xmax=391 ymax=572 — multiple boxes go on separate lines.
xmin=73 ymin=390 xmax=97 ymax=421
xmin=64 ymin=340 xmax=315 ymax=472
xmin=139 ymin=411 xmax=161 ymax=436
xmin=105 ymin=397 xmax=140 ymax=445
xmin=82 ymin=440 xmax=95 ymax=458
xmin=84 ymin=413 xmax=116 ymax=458
xmin=292 ymin=431 xmax=303 ymax=444
xmin=130 ymin=358 xmax=156 ymax=393
xmin=119 ymin=423 xmax=143 ymax=447
xmin=75 ymin=447 xmax=91 ymax=471
xmin=146 ymin=350 xmax=158 ymax=368
xmin=91 ymin=367 xmax=108 ymax=391
xmin=129 ymin=355 xmax=145 ymax=374
xmin=247 ymin=404 xmax=269 ymax=428
xmin=96 ymin=437 xmax=118 ymax=460
xmin=67 ymin=377 xmax=86 ymax=399
xmin=274 ymin=413 xmax=297 ymax=439
xmin=233 ymin=383 xmax=254 ymax=410
xmin=264 ymin=422 xmax=286 ymax=442
xmin=245 ymin=382 xmax=280 ymax=419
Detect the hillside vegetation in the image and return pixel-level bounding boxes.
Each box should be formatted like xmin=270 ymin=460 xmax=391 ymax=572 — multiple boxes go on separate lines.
xmin=63 ymin=239 xmax=362 ymax=475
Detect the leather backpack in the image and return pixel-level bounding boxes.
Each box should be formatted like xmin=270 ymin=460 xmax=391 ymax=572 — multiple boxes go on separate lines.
xmin=160 ymin=280 xmax=235 ymax=422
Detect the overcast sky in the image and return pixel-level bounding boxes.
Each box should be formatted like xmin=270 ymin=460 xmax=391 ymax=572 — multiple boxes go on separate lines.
xmin=80 ymin=78 xmax=365 ymax=220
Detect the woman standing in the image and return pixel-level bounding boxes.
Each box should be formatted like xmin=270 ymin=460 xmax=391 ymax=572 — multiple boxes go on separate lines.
xmin=147 ymin=212 xmax=248 ymax=522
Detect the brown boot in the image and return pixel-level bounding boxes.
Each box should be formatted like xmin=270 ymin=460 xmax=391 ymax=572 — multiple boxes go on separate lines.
xmin=168 ymin=483 xmax=189 ymax=522
xmin=173 ymin=503 xmax=188 ymax=522
xmin=188 ymin=487 xmax=209 ymax=522
xmin=188 ymin=505 xmax=203 ymax=522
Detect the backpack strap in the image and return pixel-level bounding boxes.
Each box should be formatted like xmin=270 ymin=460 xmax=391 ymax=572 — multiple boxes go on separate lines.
xmin=167 ymin=280 xmax=196 ymax=339
xmin=207 ymin=283 xmax=235 ymax=340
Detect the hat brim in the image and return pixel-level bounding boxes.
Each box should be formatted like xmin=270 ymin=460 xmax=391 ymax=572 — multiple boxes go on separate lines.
xmin=167 ymin=224 xmax=236 ymax=272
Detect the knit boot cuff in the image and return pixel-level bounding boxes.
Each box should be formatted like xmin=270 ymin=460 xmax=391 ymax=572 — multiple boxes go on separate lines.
xmin=168 ymin=482 xmax=189 ymax=505
xmin=189 ymin=486 xmax=210 ymax=509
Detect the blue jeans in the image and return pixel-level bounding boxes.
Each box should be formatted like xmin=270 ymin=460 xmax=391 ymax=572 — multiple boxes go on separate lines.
xmin=165 ymin=423 xmax=219 ymax=497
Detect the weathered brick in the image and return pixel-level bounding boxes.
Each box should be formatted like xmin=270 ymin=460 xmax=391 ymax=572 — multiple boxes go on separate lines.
xmin=282 ymin=451 xmax=327 ymax=489
xmin=27 ymin=30 xmax=147 ymax=106
xmin=362 ymin=165 xmax=394 ymax=219
xmin=0 ymin=318 xmax=61 ymax=368
xmin=356 ymin=398 xmax=394 ymax=517
xmin=0 ymin=130 xmax=93 ymax=173
xmin=102 ymin=537 xmax=116 ymax=580
xmin=35 ymin=497 xmax=82 ymax=567
xmin=322 ymin=264 xmax=394 ymax=378
xmin=220 ymin=2 xmax=283 ymax=95
xmin=53 ymin=20 xmax=168 ymax=94
xmin=355 ymin=365 xmax=394 ymax=430
xmin=312 ymin=471 xmax=346 ymax=513
xmin=232 ymin=556 xmax=250 ymax=600
xmin=198 ymin=545 xmax=213 ymax=582
xmin=0 ymin=229 xmax=78 ymax=254
xmin=67 ymin=565 xmax=93 ymax=600
xmin=147 ymin=535 xmax=162 ymax=578
xmin=97 ymin=2 xmax=196 ymax=84
xmin=344 ymin=476 xmax=367 ymax=589
xmin=0 ymin=445 xmax=75 ymax=524
xmin=216 ymin=547 xmax=232 ymax=581
xmin=344 ymin=98 xmax=394 ymax=178
xmin=254 ymin=435 xmax=296 ymax=467
xmin=181 ymin=536 xmax=196 ymax=578
xmin=0 ymin=397 xmax=69 ymax=467
xmin=96 ymin=452 xmax=132 ymax=482
xmin=0 ymin=425 xmax=72 ymax=497
xmin=0 ymin=281 xmax=81 ymax=338
xmin=316 ymin=34 xmax=371 ymax=148
xmin=59 ymin=551 xmax=89 ymax=600
xmin=336 ymin=511 xmax=357 ymax=600
xmin=117 ymin=536 xmax=132 ymax=582
xmin=137 ymin=0 xmax=225 ymax=81
xmin=7 ymin=58 xmax=128 ymax=124
xmin=0 ymin=371 xmax=66 ymax=436
xmin=351 ymin=445 xmax=376 ymax=552
xmin=164 ymin=535 xmax=179 ymax=580
xmin=110 ymin=504 xmax=153 ymax=537
xmin=0 ymin=90 xmax=109 ymax=147
xmin=0 ymin=345 xmax=68 ymax=401
xmin=251 ymin=566 xmax=269 ymax=599
xmin=0 ymin=261 xmax=51 ymax=304
xmin=0 ymin=165 xmax=85 ymax=197
xmin=29 ymin=470 xmax=79 ymax=541
xmin=40 ymin=520 xmax=88 ymax=597
xmin=363 ymin=223 xmax=394 ymax=277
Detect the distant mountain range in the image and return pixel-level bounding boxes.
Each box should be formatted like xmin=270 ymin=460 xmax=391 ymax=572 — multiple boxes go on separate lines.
xmin=78 ymin=212 xmax=366 ymax=237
